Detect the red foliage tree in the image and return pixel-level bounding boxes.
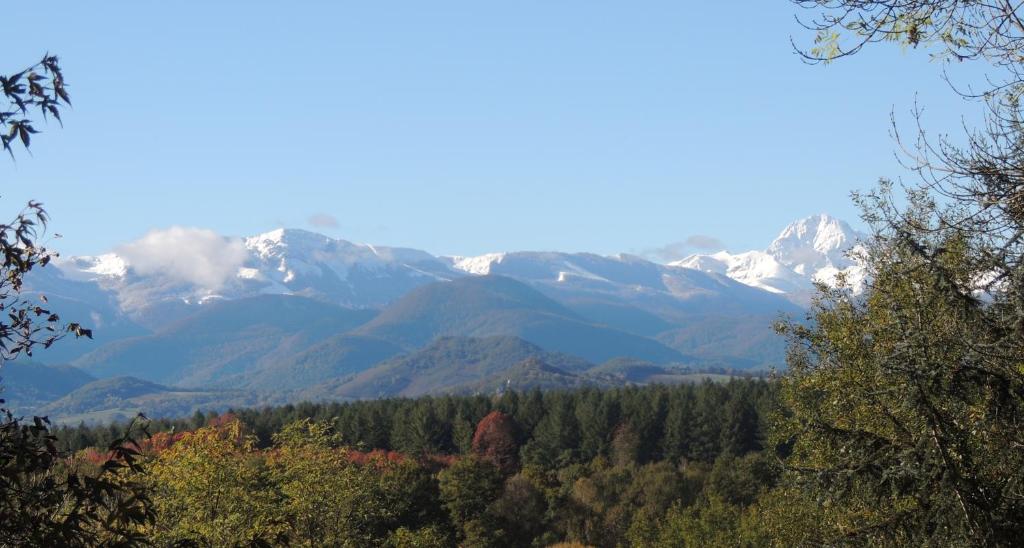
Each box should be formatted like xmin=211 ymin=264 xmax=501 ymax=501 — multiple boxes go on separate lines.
xmin=471 ymin=411 xmax=520 ymax=474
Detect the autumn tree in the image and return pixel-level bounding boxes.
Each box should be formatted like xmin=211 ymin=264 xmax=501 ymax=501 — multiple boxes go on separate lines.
xmin=268 ymin=418 xmax=443 ymax=546
xmin=472 ymin=410 xmax=520 ymax=475
xmin=142 ymin=418 xmax=286 ymax=545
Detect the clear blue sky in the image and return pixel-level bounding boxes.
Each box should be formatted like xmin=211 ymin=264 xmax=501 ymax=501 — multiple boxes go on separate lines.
xmin=0 ymin=1 xmax=986 ymax=258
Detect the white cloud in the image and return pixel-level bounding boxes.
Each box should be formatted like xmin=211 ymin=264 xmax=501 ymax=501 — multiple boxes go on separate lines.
xmin=643 ymin=234 xmax=726 ymax=262
xmin=684 ymin=234 xmax=724 ymax=251
xmin=117 ymin=227 xmax=248 ymax=290
xmin=308 ymin=213 xmax=339 ymax=229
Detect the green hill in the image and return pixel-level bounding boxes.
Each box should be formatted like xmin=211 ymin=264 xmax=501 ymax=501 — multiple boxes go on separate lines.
xmin=38 ymin=376 xmax=259 ymax=425
xmin=587 ymin=357 xmax=669 ymax=382
xmin=356 ymin=276 xmax=684 ymax=364
xmin=74 ymin=295 xmax=378 ymax=387
xmin=0 ymin=361 xmax=96 ymax=413
xmin=315 ymin=335 xmax=593 ymax=399
xmin=240 ymin=334 xmax=404 ymax=392
xmin=471 ymin=356 xmax=614 ymax=394
xmin=655 ymin=314 xmax=786 ymax=369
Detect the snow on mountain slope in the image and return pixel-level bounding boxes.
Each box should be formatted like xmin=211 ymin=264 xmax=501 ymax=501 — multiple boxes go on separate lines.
xmin=19 ymin=224 xmax=818 ymax=368
xmin=672 ymin=251 xmax=811 ymax=295
xmin=32 ymin=219 xmax=825 ymax=336
xmin=447 ymin=250 xmax=799 ymax=316
xmin=671 ymin=214 xmax=867 ymax=303
xmin=46 ymin=229 xmax=461 ymax=325
xmin=57 ymin=254 xmax=129 ymax=281
xmin=450 ymin=253 xmax=507 ymax=275
xmin=242 ymin=228 xmax=454 ymax=295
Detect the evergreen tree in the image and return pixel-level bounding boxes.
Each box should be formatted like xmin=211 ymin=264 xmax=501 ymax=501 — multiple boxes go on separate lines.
xmin=719 ymin=394 xmax=760 ymax=456
xmin=574 ymin=389 xmax=618 ymax=461
xmin=521 ymin=394 xmax=580 ymax=468
xmin=661 ymin=386 xmax=696 ymax=463
xmin=392 ymin=400 xmax=447 ymax=455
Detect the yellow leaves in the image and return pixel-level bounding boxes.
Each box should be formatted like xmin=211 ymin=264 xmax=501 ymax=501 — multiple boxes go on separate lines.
xmin=271 ymin=417 xmax=341 ymax=449
xmin=811 ymin=30 xmax=843 ymax=62
xmin=130 ymin=418 xmax=430 ymax=546
xmin=139 ymin=418 xmax=287 ymax=545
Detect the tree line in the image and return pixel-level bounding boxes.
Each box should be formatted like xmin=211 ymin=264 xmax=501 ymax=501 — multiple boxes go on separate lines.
xmin=59 ymin=382 xmax=779 ymax=546
xmin=57 ymin=381 xmax=772 ymax=469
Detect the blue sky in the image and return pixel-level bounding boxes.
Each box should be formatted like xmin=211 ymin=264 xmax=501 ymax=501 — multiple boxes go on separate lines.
xmin=0 ymin=1 xmax=986 ymax=259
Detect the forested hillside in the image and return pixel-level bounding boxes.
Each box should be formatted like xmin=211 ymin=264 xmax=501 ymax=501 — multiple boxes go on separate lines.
xmin=55 ymin=381 xmax=777 ymax=546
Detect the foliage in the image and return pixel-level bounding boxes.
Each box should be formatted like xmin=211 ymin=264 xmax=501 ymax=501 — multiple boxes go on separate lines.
xmin=654 ymin=496 xmax=744 ymax=548
xmin=0 ymin=413 xmax=153 ymax=546
xmin=471 ymin=410 xmax=520 ymax=474
xmin=47 ymin=382 xmax=780 ymax=547
xmin=773 ymin=198 xmax=1024 ymax=544
xmin=386 ymin=525 xmax=450 ymax=548
xmin=784 ymin=1 xmax=1024 ymax=545
xmin=270 ymin=418 xmax=443 ymax=547
xmin=41 ymin=382 xmax=773 ymax=545
xmin=0 ymin=53 xmax=155 ymax=547
xmin=438 ymin=456 xmax=504 ymax=544
xmin=0 ymin=54 xmax=69 ymax=158
xmin=142 ymin=418 xmax=287 ymax=545
xmin=138 ymin=416 xmax=448 ymax=546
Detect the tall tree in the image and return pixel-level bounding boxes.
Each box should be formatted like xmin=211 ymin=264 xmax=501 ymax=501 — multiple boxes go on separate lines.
xmin=776 ymin=1 xmax=1024 ymax=544
xmin=472 ymin=411 xmax=520 ymax=475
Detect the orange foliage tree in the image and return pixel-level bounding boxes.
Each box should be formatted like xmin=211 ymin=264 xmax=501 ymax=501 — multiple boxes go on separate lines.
xmin=471 ymin=410 xmax=520 ymax=475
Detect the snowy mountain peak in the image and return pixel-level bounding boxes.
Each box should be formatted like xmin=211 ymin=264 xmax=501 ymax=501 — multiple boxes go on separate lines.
xmin=767 ymin=214 xmax=862 ymax=273
xmin=673 ymin=214 xmax=867 ymax=304
xmin=36 ymin=217 xmax=852 ymax=331
xmin=245 ymin=228 xmax=337 ymax=258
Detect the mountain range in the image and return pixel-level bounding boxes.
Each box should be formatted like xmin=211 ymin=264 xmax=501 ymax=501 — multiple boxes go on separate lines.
xmin=1 ymin=214 xmax=865 ymax=423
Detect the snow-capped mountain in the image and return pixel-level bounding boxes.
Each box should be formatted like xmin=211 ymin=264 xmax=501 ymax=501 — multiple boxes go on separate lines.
xmin=240 ymin=228 xmax=456 ymax=304
xmin=25 ymin=216 xmax=860 ymax=344
xmin=671 ymin=214 xmax=867 ymax=304
xmin=15 ymin=219 xmax=855 ymax=371
xmin=29 ymin=225 xmax=807 ymax=338
xmin=46 ymin=228 xmax=460 ymax=322
xmin=445 ymin=250 xmax=795 ymax=318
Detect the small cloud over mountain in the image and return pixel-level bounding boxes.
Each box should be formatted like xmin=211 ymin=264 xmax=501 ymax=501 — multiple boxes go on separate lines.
xmin=684 ymin=234 xmax=724 ymax=251
xmin=308 ymin=213 xmax=339 ymax=229
xmin=644 ymin=234 xmax=725 ymax=262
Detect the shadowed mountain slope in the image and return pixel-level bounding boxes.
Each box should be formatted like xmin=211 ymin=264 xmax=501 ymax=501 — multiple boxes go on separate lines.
xmin=74 ymin=295 xmax=378 ymax=387
xmin=355 ymin=275 xmax=684 ymax=364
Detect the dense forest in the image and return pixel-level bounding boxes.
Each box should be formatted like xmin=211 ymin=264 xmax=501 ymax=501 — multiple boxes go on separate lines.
xmin=50 ymin=381 xmax=777 ymax=546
